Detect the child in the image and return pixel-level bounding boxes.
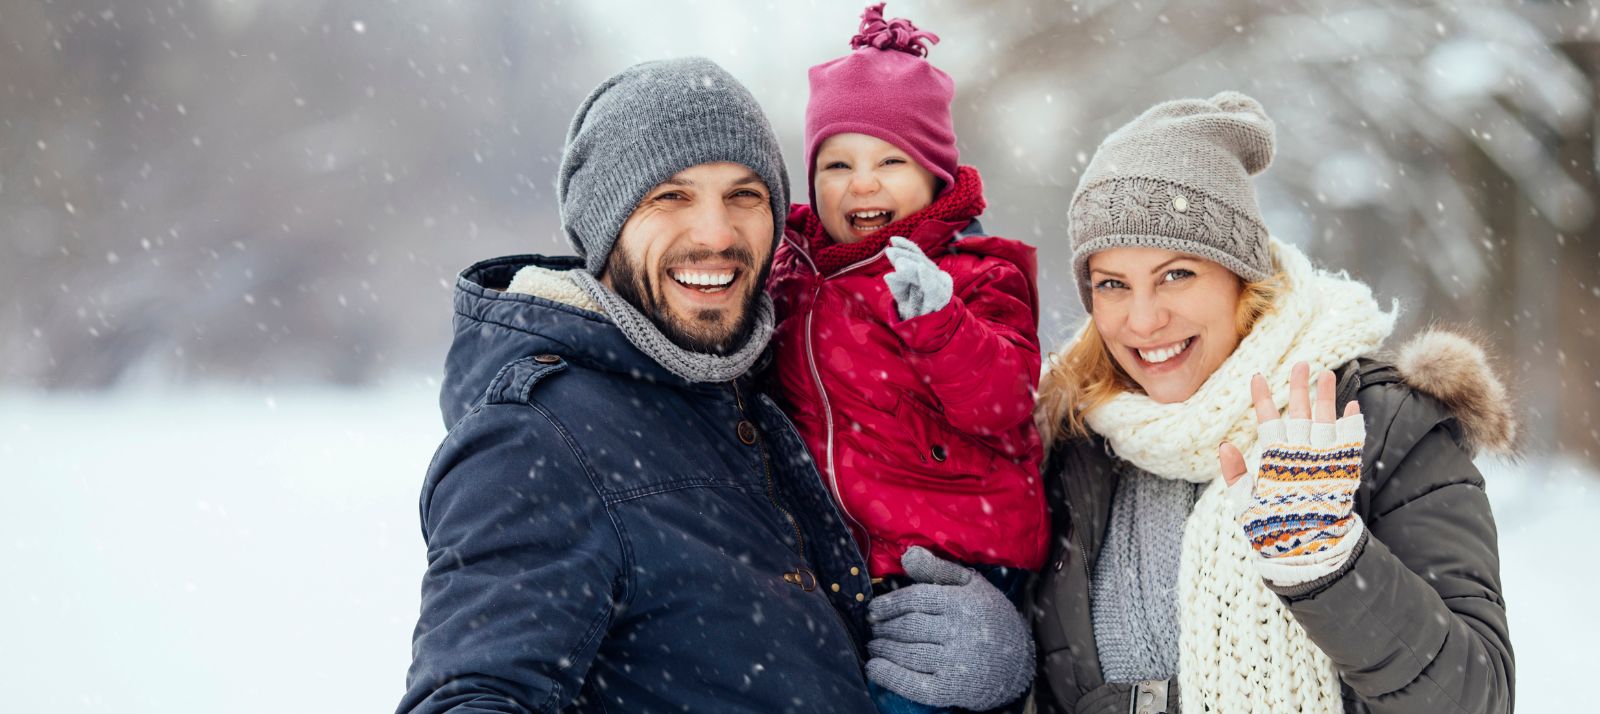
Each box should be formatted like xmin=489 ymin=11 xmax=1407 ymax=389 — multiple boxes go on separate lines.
xmin=766 ymin=5 xmax=1047 ymax=712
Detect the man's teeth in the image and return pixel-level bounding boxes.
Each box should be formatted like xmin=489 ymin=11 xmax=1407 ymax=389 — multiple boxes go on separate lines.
xmin=1138 ymin=338 xmax=1193 ymax=364
xmin=671 ymin=270 xmax=735 ymax=288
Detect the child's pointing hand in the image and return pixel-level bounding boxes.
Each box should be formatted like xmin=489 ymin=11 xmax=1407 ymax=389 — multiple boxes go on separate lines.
xmin=883 ymin=236 xmax=953 ymax=320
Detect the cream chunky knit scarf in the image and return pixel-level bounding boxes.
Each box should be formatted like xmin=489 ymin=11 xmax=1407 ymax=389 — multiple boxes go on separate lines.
xmin=1083 ymin=239 xmax=1396 ymax=713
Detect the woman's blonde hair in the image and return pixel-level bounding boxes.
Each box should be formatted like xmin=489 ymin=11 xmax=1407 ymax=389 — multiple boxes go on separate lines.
xmin=1036 ymin=269 xmax=1289 ymax=451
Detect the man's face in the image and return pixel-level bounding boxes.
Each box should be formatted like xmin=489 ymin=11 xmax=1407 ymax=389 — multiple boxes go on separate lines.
xmin=601 ymin=162 xmax=775 ymax=355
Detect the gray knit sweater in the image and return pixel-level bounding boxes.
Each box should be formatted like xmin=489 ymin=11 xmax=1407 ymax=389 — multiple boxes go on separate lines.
xmin=1090 ymin=461 xmax=1203 ymax=684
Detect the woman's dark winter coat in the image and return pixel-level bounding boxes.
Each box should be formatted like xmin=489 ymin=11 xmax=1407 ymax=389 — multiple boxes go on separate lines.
xmin=1030 ymin=329 xmax=1517 ymax=713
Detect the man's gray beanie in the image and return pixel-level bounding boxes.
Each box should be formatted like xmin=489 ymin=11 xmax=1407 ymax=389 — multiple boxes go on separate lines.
xmin=558 ymin=57 xmax=789 ymax=275
xmin=1068 ymin=91 xmax=1277 ymax=311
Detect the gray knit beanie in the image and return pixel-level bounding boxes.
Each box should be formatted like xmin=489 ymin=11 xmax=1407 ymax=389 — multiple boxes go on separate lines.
xmin=558 ymin=57 xmax=790 ymax=275
xmin=1068 ymin=91 xmax=1277 ymax=310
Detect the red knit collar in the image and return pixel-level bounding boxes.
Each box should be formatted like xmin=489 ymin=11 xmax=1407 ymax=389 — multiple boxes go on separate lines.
xmin=795 ymin=165 xmax=986 ymax=276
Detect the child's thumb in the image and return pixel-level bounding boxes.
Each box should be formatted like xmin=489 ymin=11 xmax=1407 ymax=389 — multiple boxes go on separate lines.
xmin=901 ymin=546 xmax=972 ymax=587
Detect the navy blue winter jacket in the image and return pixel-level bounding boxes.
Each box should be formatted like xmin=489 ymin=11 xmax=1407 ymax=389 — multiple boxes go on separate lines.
xmin=398 ymin=255 xmax=877 ymax=713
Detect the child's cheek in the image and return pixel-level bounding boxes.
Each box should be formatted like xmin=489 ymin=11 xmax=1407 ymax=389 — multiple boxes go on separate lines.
xmin=812 ymin=176 xmax=837 ymax=214
xmin=908 ymin=173 xmax=938 ymax=213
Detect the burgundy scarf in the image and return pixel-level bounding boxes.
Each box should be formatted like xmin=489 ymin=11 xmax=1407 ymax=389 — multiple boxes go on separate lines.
xmin=799 ymin=165 xmax=986 ymax=275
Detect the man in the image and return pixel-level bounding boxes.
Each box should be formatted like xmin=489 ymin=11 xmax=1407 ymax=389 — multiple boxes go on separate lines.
xmin=398 ymin=57 xmax=1030 ymax=713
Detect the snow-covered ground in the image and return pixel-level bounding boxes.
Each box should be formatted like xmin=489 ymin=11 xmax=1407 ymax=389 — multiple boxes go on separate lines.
xmin=0 ymin=386 xmax=1590 ymax=712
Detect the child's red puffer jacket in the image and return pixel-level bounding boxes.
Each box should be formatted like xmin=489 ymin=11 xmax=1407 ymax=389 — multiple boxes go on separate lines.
xmin=767 ymin=167 xmax=1047 ymax=577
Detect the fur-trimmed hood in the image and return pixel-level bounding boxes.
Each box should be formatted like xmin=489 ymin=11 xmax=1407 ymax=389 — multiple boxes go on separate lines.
xmin=1392 ymin=327 xmax=1517 ymax=456
xmin=504 ymin=263 xmax=604 ymax=313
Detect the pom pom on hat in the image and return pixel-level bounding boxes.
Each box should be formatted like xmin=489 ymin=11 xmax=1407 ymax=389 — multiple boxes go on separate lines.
xmin=850 ymin=3 xmax=940 ymax=57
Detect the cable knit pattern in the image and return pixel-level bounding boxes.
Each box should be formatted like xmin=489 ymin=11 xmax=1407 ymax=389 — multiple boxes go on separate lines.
xmin=1091 ymin=463 xmax=1200 ymax=684
xmin=1068 ymin=91 xmax=1277 ymax=310
xmin=1070 ymin=176 xmax=1272 ymax=286
xmin=1081 ymin=238 xmax=1397 ymax=713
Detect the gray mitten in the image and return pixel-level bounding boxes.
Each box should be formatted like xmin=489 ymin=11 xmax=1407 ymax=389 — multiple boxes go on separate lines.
xmin=883 ymin=236 xmax=954 ymax=320
xmin=865 ymin=547 xmax=1034 ymax=710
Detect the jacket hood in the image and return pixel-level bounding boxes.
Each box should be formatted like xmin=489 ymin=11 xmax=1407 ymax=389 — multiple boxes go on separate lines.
xmin=439 ymin=254 xmax=695 ymax=428
xmin=956 ymin=230 xmax=1039 ymax=325
xmin=1393 ymin=327 xmax=1518 ymax=456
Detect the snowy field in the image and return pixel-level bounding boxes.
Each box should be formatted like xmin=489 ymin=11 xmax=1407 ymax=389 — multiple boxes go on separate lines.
xmin=0 ymin=385 xmax=1590 ymax=712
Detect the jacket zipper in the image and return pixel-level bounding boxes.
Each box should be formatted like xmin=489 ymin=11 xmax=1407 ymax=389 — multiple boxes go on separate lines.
xmin=786 ymin=237 xmax=884 ymax=567
xmin=1077 ymin=536 xmax=1094 ymax=587
xmin=1066 ymin=460 xmax=1097 ymax=588
xmin=732 ymin=382 xmax=805 ymax=558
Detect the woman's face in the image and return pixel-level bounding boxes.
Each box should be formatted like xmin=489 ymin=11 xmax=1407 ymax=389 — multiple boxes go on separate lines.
xmin=1088 ymin=247 xmax=1244 ymax=404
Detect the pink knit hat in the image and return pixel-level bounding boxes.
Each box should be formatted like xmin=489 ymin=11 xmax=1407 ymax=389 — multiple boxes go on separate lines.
xmin=805 ymin=3 xmax=958 ymax=195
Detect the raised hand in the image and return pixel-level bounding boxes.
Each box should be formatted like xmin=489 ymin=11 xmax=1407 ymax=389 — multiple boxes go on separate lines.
xmin=883 ymin=236 xmax=954 ymax=320
xmin=1218 ymin=362 xmax=1367 ymax=586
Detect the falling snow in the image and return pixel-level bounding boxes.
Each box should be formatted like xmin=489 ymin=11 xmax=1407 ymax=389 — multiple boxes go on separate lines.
xmin=1 ymin=1 xmax=1596 ymax=712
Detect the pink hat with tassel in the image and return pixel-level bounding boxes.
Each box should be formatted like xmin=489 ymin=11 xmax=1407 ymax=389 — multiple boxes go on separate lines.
xmin=805 ymin=3 xmax=959 ymax=195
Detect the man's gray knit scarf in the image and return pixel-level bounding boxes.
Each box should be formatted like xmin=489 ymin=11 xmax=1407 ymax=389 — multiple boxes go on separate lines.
xmin=572 ymin=270 xmax=773 ymax=384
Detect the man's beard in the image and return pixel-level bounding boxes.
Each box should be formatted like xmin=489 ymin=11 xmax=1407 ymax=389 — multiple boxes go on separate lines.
xmin=605 ymin=244 xmax=770 ymax=356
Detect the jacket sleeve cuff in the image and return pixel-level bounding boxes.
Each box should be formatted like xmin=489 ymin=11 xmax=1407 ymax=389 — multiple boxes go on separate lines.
xmin=890 ymin=296 xmax=966 ymax=355
xmin=1267 ymin=527 xmax=1369 ymax=599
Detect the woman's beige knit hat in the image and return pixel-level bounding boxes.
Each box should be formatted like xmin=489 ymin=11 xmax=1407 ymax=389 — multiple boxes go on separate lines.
xmin=1069 ymin=91 xmax=1276 ymax=310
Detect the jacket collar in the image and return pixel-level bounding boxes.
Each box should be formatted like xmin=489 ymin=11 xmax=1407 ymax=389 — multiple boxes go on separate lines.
xmin=442 ymin=254 xmax=727 ymax=426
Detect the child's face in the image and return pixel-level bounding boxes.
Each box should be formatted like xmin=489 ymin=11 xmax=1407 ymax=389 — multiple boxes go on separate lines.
xmin=813 ymin=133 xmax=937 ymax=245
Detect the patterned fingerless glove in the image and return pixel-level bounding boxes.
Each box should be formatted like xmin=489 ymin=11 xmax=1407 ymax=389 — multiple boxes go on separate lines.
xmin=1227 ymin=414 xmax=1367 ymax=586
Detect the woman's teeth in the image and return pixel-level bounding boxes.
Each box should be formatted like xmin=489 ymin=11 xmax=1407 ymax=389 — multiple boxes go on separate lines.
xmin=671 ymin=269 xmax=735 ymax=293
xmin=848 ymin=209 xmax=893 ymax=232
xmin=1138 ymin=338 xmax=1193 ymax=364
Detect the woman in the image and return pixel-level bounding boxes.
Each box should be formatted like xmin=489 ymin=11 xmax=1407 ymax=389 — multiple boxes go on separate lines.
xmin=1028 ymin=92 xmax=1515 ymax=713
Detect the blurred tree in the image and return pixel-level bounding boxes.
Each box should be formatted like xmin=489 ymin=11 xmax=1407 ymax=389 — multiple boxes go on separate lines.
xmin=2 ymin=0 xmax=1594 ymax=466
xmin=944 ymin=0 xmax=1598 ymax=464
xmin=1 ymin=0 xmax=594 ymax=388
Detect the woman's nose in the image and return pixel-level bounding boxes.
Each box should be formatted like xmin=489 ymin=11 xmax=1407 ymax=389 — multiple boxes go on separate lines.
xmin=1126 ymin=293 xmax=1169 ymax=336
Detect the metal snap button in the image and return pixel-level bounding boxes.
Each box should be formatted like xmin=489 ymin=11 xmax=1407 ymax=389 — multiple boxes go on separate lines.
xmin=736 ymin=420 xmax=758 ymax=445
xmin=533 ymin=354 xmax=560 ymax=364
xmin=930 ymin=445 xmax=948 ymax=462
